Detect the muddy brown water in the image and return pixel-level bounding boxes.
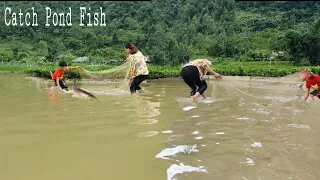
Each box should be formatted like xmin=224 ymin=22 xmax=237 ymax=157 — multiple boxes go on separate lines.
xmin=0 ymin=74 xmax=319 ymax=180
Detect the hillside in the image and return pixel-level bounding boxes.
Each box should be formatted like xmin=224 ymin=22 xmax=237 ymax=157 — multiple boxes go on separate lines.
xmin=0 ymin=1 xmax=319 ymax=66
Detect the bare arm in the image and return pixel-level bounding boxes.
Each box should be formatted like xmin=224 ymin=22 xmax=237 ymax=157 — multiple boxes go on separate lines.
xmin=127 ymin=57 xmax=135 ymax=85
xmin=129 ymin=58 xmax=136 ymax=80
xmin=304 ymin=88 xmax=310 ymax=102
xmin=56 ymin=78 xmax=62 ymax=90
xmin=67 ymin=66 xmax=79 ymax=70
xmin=205 ymin=65 xmax=221 ymax=79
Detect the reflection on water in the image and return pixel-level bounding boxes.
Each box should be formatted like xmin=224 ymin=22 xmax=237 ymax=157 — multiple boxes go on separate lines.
xmin=1 ymin=74 xmax=320 ymax=180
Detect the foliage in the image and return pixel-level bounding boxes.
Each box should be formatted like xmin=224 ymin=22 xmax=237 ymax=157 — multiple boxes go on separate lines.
xmin=0 ymin=1 xmax=319 ymax=66
xmin=1 ymin=61 xmax=320 ymax=79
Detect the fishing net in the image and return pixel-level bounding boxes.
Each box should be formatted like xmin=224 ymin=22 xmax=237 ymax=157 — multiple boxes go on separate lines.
xmin=77 ymin=61 xmax=131 ymax=92
xmin=277 ymin=69 xmax=307 ymax=83
xmin=222 ymin=69 xmax=307 ymax=85
xmin=219 ymin=69 xmax=309 ymax=101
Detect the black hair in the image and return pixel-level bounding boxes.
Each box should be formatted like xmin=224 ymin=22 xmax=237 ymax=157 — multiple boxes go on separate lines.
xmin=59 ymin=61 xmax=68 ymax=67
xmin=125 ymin=43 xmax=139 ymax=54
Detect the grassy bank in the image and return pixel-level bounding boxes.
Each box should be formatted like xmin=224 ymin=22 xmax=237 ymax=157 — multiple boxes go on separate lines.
xmin=1 ymin=62 xmax=320 ymax=79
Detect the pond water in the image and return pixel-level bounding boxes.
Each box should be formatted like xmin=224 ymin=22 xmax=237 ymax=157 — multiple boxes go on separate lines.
xmin=0 ymin=74 xmax=319 ymax=180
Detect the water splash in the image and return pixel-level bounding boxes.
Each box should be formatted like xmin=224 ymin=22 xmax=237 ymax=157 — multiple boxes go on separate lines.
xmin=162 ymin=130 xmax=173 ymax=134
xmin=138 ymin=131 xmax=159 ymax=137
xmin=251 ymin=142 xmax=263 ymax=147
xmin=246 ymin=158 xmax=255 ymax=166
xmin=237 ymin=117 xmax=250 ymax=120
xmin=167 ymin=163 xmax=207 ymax=180
xmin=192 ymin=131 xmax=199 ymax=135
xmin=183 ymin=106 xmax=196 ymax=111
xmin=216 ymin=132 xmax=224 ymax=135
xmin=156 ymin=145 xmax=198 ymax=160
xmin=287 ymin=124 xmax=311 ymax=129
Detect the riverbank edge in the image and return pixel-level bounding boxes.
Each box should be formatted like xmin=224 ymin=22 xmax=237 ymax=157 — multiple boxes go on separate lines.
xmin=0 ymin=65 xmax=319 ymax=80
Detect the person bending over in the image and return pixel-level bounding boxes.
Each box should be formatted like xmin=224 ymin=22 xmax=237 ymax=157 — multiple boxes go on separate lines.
xmin=52 ymin=61 xmax=79 ymax=91
xmin=181 ymin=59 xmax=221 ymax=103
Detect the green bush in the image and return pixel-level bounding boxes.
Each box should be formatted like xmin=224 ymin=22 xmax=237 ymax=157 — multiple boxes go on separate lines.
xmin=1 ymin=62 xmax=320 ymax=79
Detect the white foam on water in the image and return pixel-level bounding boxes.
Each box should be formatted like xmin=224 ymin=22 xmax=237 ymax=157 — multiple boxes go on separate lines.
xmin=176 ymin=97 xmax=192 ymax=103
xmin=287 ymin=123 xmax=311 ymax=129
xmin=131 ymin=119 xmax=159 ymax=125
xmin=262 ymin=120 xmax=271 ymax=123
xmin=200 ymin=99 xmax=214 ymax=104
xmin=155 ymin=145 xmax=198 ymax=160
xmin=216 ymin=132 xmax=224 ymax=135
xmin=162 ymin=130 xmax=173 ymax=134
xmin=199 ymin=97 xmax=216 ymax=104
xmin=195 ymin=136 xmax=203 ymax=140
xmin=251 ymin=142 xmax=262 ymax=147
xmin=183 ymin=106 xmax=196 ymax=111
xmin=246 ymin=158 xmax=255 ymax=166
xmin=138 ymin=131 xmax=159 ymax=138
xmin=237 ymin=117 xmax=250 ymax=120
xmin=192 ymin=131 xmax=199 ymax=135
xmin=167 ymin=163 xmax=207 ymax=180
xmin=264 ymin=96 xmax=299 ymax=103
xmin=292 ymin=109 xmax=304 ymax=115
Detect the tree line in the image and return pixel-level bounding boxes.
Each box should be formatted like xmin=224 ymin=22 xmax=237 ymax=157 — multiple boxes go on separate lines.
xmin=0 ymin=1 xmax=319 ymax=66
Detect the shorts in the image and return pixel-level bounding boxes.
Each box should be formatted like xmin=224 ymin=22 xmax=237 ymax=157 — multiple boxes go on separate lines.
xmin=54 ymin=80 xmax=68 ymax=89
xmin=310 ymin=89 xmax=320 ymax=97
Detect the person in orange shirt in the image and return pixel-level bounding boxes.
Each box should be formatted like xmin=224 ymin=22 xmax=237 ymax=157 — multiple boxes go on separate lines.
xmin=51 ymin=61 xmax=79 ymax=91
xmin=301 ymin=69 xmax=320 ymax=102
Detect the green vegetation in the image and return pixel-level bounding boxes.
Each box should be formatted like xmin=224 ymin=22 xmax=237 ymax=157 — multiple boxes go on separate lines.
xmin=1 ymin=61 xmax=320 ymax=79
xmin=0 ymin=1 xmax=319 ymax=77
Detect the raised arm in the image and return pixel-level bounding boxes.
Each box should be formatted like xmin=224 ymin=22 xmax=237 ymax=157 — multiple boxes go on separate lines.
xmin=67 ymin=66 xmax=79 ymax=70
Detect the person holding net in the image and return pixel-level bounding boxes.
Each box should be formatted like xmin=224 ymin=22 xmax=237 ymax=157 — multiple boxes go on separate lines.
xmin=181 ymin=59 xmax=222 ymax=103
xmin=51 ymin=61 xmax=79 ymax=91
xmin=301 ymin=69 xmax=320 ymax=102
xmin=125 ymin=43 xmax=149 ymax=94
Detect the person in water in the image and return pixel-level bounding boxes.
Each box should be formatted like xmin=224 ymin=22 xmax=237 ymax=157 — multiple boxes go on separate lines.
xmin=125 ymin=43 xmax=149 ymax=94
xmin=302 ymin=69 xmax=320 ymax=102
xmin=51 ymin=61 xmax=79 ymax=91
xmin=181 ymin=59 xmax=222 ymax=103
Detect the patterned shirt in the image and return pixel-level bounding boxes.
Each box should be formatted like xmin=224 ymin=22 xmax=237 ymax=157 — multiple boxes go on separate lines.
xmin=128 ymin=51 xmax=149 ymax=78
xmin=184 ymin=59 xmax=212 ymax=75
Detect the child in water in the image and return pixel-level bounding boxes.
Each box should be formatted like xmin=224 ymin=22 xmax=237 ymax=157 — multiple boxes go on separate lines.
xmin=302 ymin=69 xmax=320 ymax=102
xmin=52 ymin=61 xmax=79 ymax=91
xmin=181 ymin=59 xmax=222 ymax=103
